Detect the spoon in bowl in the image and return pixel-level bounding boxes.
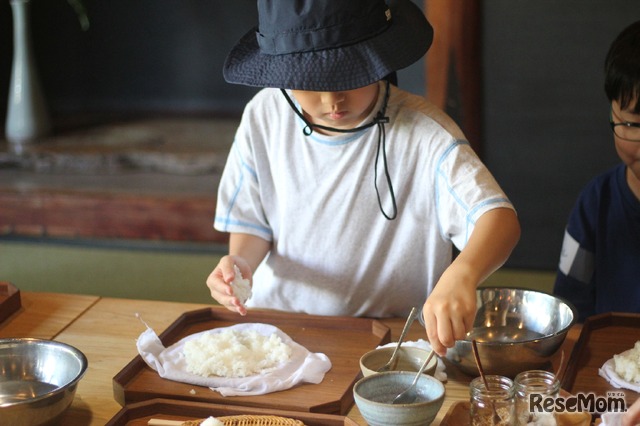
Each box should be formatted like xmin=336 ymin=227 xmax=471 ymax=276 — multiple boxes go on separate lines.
xmin=377 ymin=307 xmax=419 ymax=372
xmin=391 ymin=349 xmax=436 ymax=404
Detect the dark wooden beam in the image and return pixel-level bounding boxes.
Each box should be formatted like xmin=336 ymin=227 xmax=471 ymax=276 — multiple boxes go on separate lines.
xmin=425 ymin=0 xmax=482 ymax=155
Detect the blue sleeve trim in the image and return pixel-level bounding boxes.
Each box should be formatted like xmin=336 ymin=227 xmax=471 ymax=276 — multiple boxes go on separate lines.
xmin=215 ymin=142 xmax=270 ymax=237
xmin=467 ymin=197 xmax=512 ymax=219
xmin=234 ymin=142 xmax=257 ymax=180
xmin=224 ymin=170 xmax=244 ymax=223
xmin=435 ymin=139 xmax=470 ymax=241
xmin=435 ymin=139 xmax=513 ymax=244
xmin=214 ymin=216 xmax=273 ymax=236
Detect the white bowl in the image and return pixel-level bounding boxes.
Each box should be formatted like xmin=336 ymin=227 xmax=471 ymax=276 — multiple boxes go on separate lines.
xmin=360 ymin=346 xmax=437 ymax=377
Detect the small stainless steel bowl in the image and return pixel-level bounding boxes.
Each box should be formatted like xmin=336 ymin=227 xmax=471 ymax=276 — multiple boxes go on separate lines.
xmin=0 ymin=338 xmax=88 ymax=426
xmin=446 ymin=287 xmax=576 ymax=378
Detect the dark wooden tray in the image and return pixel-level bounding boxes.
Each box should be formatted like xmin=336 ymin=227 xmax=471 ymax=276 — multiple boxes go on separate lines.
xmin=561 ymin=312 xmax=640 ymax=407
xmin=0 ymin=282 xmax=21 ymax=324
xmin=105 ymin=398 xmax=359 ymax=425
xmin=113 ymin=308 xmax=390 ymax=415
xmin=441 ymin=401 xmax=594 ymax=426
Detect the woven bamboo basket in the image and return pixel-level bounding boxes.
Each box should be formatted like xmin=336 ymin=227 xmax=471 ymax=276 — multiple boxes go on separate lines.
xmin=182 ymin=415 xmax=305 ymax=426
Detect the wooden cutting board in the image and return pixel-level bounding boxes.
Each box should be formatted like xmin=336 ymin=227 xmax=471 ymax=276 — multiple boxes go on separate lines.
xmin=0 ymin=282 xmax=21 ymax=324
xmin=105 ymin=398 xmax=359 ymax=425
xmin=113 ymin=308 xmax=390 ymax=415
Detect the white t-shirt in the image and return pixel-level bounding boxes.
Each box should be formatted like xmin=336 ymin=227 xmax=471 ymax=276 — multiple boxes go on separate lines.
xmin=214 ymin=82 xmax=514 ymax=318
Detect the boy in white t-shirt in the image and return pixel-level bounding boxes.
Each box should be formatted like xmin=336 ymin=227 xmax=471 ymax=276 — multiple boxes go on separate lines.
xmin=206 ymin=0 xmax=520 ymax=356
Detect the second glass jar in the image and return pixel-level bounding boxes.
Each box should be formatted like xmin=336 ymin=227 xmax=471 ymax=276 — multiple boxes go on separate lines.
xmin=514 ymin=370 xmax=561 ymax=425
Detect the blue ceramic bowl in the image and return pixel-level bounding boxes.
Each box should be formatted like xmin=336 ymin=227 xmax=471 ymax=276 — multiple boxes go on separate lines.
xmin=353 ymin=371 xmax=445 ymax=426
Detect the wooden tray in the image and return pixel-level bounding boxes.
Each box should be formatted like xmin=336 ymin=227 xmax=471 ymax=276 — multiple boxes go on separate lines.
xmin=440 ymin=401 xmax=471 ymax=425
xmin=441 ymin=401 xmax=593 ymax=425
xmin=560 ymin=312 xmax=640 ymax=407
xmin=0 ymin=282 xmax=21 ymax=324
xmin=105 ymin=398 xmax=359 ymax=426
xmin=113 ymin=308 xmax=390 ymax=415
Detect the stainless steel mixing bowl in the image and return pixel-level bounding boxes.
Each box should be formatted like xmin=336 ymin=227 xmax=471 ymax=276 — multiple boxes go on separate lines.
xmin=0 ymin=338 xmax=88 ymax=426
xmin=446 ymin=287 xmax=576 ymax=378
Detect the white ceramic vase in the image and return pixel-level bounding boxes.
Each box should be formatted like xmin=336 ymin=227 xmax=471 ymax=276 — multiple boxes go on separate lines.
xmin=5 ymin=0 xmax=52 ymax=147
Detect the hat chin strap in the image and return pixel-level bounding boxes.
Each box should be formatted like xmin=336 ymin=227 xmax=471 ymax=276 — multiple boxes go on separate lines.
xmin=280 ymin=80 xmax=398 ymax=220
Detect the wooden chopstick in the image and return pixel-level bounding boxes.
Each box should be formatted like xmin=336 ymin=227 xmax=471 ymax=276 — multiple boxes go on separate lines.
xmin=147 ymin=419 xmax=184 ymax=426
xmin=555 ymin=349 xmax=566 ymax=384
xmin=471 ymin=339 xmax=490 ymax=388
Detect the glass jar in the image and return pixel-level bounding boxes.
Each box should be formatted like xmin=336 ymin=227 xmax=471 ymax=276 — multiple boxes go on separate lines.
xmin=514 ymin=370 xmax=560 ymax=425
xmin=470 ymin=375 xmax=515 ymax=426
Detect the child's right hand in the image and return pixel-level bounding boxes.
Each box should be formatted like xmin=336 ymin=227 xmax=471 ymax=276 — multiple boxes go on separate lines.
xmin=206 ymin=255 xmax=252 ymax=316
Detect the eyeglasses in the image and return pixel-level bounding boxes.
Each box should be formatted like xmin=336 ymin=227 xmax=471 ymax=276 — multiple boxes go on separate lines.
xmin=610 ymin=107 xmax=640 ymax=142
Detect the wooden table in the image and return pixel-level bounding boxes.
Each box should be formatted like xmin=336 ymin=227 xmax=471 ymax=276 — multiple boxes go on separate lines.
xmin=0 ymin=291 xmax=99 ymax=339
xmin=3 ymin=293 xmax=580 ymax=425
xmin=56 ymin=297 xmax=214 ymax=425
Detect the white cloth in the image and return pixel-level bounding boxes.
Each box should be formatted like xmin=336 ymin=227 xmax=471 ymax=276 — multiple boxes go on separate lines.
xmin=377 ymin=339 xmax=447 ymax=382
xmin=214 ymin=82 xmax=515 ymax=318
xmin=599 ymin=355 xmax=640 ymax=393
xmin=136 ymin=322 xmax=332 ymax=396
xmin=600 ymin=411 xmax=625 ymax=426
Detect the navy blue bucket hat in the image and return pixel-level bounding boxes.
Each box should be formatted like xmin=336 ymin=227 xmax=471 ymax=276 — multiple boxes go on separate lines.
xmin=223 ymin=0 xmax=434 ymax=92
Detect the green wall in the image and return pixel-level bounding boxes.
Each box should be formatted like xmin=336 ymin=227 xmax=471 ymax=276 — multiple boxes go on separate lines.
xmin=0 ymin=239 xmax=222 ymax=304
xmin=1 ymin=238 xmax=555 ymax=303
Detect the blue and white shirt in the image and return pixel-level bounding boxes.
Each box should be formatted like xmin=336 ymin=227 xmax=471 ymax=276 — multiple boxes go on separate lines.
xmin=554 ymin=164 xmax=640 ymax=321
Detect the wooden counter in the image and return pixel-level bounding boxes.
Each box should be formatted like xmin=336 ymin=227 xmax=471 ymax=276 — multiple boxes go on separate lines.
xmin=4 ymin=293 xmax=580 ymax=425
xmin=0 ymin=291 xmax=99 ymax=339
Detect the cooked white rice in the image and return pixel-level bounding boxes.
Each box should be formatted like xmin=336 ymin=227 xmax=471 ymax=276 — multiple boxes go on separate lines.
xmin=183 ymin=329 xmax=292 ymax=378
xmin=613 ymin=340 xmax=640 ymax=384
xmin=200 ymin=416 xmax=224 ymax=426
xmin=231 ymin=264 xmax=252 ymax=304
xmin=526 ymin=412 xmax=556 ymax=426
